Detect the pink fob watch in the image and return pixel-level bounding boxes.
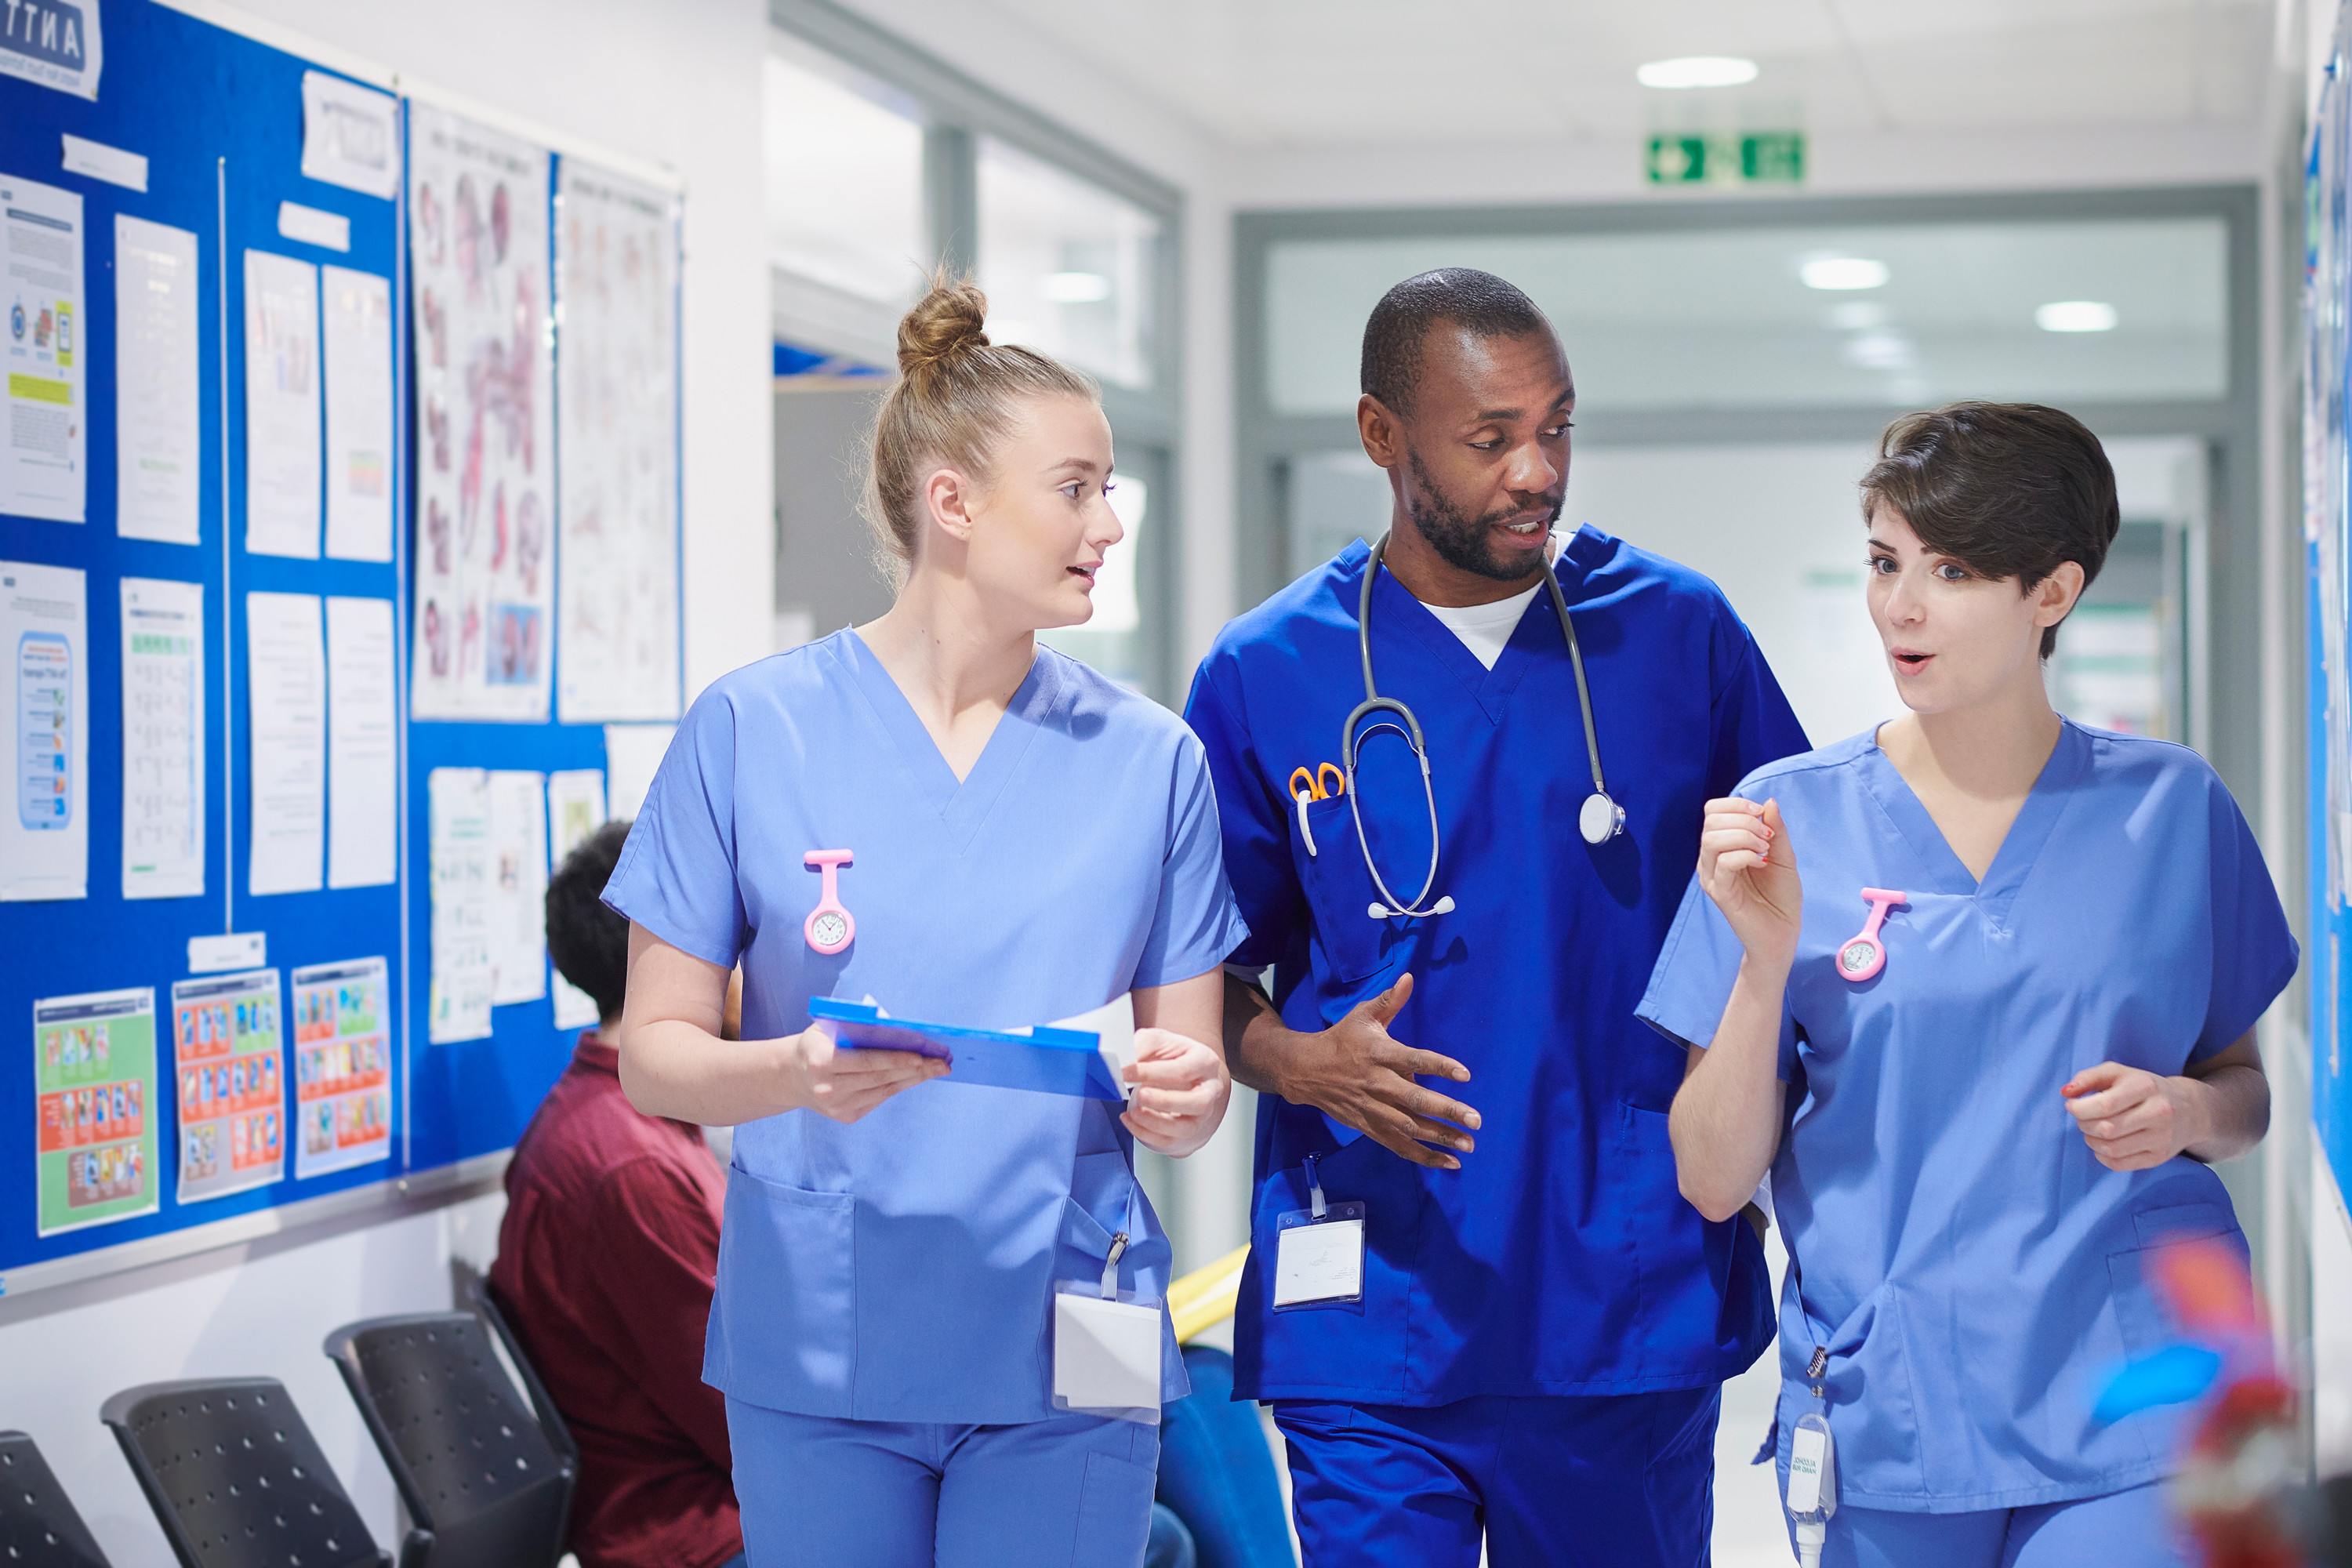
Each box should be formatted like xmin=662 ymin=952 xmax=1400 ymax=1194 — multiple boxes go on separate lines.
xmin=1836 ymin=887 xmax=1905 ymax=982
xmin=804 ymin=849 xmax=856 ymax=954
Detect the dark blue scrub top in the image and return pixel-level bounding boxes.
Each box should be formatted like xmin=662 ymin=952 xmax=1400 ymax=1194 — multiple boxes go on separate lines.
xmin=1185 ymin=529 xmax=1810 ymax=1404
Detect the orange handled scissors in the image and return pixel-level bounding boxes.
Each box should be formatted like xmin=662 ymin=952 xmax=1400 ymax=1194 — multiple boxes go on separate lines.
xmin=1288 ymin=763 xmax=1345 ymax=803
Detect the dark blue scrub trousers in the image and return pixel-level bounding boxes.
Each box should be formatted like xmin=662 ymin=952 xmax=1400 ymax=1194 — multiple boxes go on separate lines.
xmin=1274 ymin=1385 xmax=1719 ymax=1567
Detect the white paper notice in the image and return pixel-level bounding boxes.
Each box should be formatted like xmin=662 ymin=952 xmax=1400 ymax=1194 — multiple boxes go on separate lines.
xmin=245 ymin=592 xmax=325 ymax=895
xmin=1 ymin=559 xmax=86 ymax=899
xmin=242 ymin=249 xmax=321 ymax=559
xmin=409 ymin=107 xmax=555 ymax=720
xmin=603 ymin=723 xmax=674 ymax=822
xmin=2 ymin=173 xmax=85 ymax=523
xmin=488 ymin=768 xmax=547 ymax=1005
xmin=120 ymin=577 xmax=203 ymax=899
xmin=321 ymin=267 xmax=392 ymax=561
xmin=300 ymin=73 xmax=401 ymax=201
xmin=545 ymin=768 xmax=608 ymax=1029
xmin=325 ymin=597 xmax=395 ymax=889
xmin=428 ymin=767 xmax=494 ymax=1042
xmin=114 ymin=216 xmax=200 ymax=544
xmin=557 ymin=162 xmax=681 ymax=722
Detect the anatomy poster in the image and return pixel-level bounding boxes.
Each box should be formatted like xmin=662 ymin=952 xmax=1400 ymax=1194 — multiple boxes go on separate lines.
xmin=408 ymin=106 xmax=554 ymax=721
xmin=556 ymin=162 xmax=681 ymax=722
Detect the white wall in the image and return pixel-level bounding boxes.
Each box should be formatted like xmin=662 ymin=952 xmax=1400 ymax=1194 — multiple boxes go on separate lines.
xmin=0 ymin=1193 xmax=506 ymax=1568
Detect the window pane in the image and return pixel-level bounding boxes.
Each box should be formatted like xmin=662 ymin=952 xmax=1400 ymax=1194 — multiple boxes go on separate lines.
xmin=1039 ymin=470 xmax=1150 ymax=687
xmin=1265 ymin=218 xmax=2227 ymax=414
xmin=978 ymin=138 xmax=1159 ymax=389
xmin=764 ymin=47 xmax=925 ymax=305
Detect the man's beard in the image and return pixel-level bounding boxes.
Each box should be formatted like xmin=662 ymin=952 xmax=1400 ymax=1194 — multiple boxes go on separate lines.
xmin=1404 ymin=450 xmax=1562 ymax=583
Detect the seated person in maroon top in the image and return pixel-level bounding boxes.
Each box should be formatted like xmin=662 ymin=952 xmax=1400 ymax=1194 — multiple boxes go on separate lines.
xmin=490 ymin=821 xmax=745 ymax=1568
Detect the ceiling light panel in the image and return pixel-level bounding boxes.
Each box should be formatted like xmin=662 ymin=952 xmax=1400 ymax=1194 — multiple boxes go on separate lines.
xmin=1635 ymin=56 xmax=1761 ymax=89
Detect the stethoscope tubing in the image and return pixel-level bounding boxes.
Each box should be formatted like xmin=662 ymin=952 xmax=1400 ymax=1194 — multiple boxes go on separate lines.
xmin=1345 ymin=532 xmax=1615 ymax=920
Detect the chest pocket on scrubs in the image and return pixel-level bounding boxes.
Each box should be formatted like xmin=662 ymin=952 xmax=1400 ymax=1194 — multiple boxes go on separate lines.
xmin=1294 ymin=793 xmax=1414 ymax=985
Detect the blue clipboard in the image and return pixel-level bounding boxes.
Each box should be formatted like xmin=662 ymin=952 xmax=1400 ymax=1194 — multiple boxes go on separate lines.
xmin=808 ymin=997 xmax=1125 ymax=1102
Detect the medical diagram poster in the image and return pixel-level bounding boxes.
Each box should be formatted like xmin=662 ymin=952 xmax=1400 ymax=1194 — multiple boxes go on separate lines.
xmin=2 ymin=558 xmax=87 ymax=900
xmin=170 ymin=968 xmax=287 ymax=1203
xmin=408 ymin=105 xmax=554 ymax=721
xmin=556 ymin=162 xmax=680 ymax=723
xmin=33 ymin=985 xmax=158 ymax=1236
xmin=2 ymin=172 xmax=84 ymax=523
xmin=291 ymin=956 xmax=390 ymax=1178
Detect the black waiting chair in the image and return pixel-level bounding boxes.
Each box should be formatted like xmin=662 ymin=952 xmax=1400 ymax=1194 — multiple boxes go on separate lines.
xmin=464 ymin=1277 xmax=579 ymax=1479
xmin=99 ymin=1377 xmax=415 ymax=1568
xmin=0 ymin=1429 xmax=112 ymax=1566
xmin=323 ymin=1313 xmax=575 ymax=1568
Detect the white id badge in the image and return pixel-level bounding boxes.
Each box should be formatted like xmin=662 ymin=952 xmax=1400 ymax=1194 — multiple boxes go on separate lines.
xmin=1272 ymin=1204 xmax=1367 ymax=1308
xmin=1052 ymin=1285 xmax=1163 ymax=1423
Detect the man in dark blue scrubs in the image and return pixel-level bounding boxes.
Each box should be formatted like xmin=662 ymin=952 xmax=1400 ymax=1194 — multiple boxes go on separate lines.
xmin=1187 ymin=269 xmax=1809 ymax=1566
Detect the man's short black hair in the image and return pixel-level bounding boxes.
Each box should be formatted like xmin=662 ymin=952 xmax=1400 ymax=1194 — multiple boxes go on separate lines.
xmin=1860 ymin=402 xmax=2120 ymax=659
xmin=546 ymin=819 xmax=633 ymax=1024
xmin=1360 ymin=268 xmax=1554 ymax=416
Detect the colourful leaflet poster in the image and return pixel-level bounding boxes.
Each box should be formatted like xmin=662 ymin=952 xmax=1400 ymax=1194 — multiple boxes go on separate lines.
xmin=34 ymin=985 xmax=159 ymax=1236
xmin=170 ymin=968 xmax=286 ymax=1203
xmin=291 ymin=956 xmax=391 ymax=1178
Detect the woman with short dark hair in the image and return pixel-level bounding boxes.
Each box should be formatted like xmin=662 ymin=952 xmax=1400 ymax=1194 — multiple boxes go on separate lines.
xmin=1639 ymin=403 xmax=2292 ymax=1566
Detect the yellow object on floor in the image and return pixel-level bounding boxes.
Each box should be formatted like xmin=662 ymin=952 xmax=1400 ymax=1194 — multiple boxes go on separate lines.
xmin=1169 ymin=1244 xmax=1249 ymax=1345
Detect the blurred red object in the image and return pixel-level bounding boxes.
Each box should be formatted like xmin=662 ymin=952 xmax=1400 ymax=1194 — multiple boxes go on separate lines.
xmin=2151 ymin=1240 xmax=2303 ymax=1568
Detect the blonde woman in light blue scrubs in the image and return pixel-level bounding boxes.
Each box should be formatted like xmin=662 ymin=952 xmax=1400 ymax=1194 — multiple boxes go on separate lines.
xmin=605 ymin=278 xmax=1248 ymax=1567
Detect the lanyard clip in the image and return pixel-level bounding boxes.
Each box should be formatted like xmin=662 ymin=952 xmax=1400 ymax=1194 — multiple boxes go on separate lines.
xmin=1304 ymin=1152 xmax=1327 ymax=1220
xmin=1100 ymin=1232 xmax=1129 ymax=1300
xmin=1807 ymin=1345 xmax=1828 ymax=1398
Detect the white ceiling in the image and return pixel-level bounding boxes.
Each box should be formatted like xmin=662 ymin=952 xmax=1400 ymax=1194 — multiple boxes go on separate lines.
xmin=973 ymin=0 xmax=2273 ymax=151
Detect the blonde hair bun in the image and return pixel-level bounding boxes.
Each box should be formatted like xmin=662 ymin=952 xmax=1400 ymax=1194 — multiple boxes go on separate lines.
xmin=897 ymin=274 xmax=991 ymax=378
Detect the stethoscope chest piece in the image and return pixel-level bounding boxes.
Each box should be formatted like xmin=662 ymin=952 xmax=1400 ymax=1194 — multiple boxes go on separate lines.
xmin=1578 ymin=792 xmax=1625 ymax=846
xmin=1836 ymin=887 xmax=1905 ymax=982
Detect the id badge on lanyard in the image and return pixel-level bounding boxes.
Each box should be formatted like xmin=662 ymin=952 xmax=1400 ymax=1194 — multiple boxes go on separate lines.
xmin=1272 ymin=1152 xmax=1366 ymax=1312
xmin=1052 ymin=1187 xmax=1165 ymax=1425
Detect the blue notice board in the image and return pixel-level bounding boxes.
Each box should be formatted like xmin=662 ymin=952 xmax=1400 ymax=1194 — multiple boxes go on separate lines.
xmin=0 ymin=0 xmax=678 ymax=1287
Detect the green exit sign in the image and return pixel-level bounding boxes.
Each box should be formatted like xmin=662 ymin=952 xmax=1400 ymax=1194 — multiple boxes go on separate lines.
xmin=1646 ymin=132 xmax=1806 ymax=187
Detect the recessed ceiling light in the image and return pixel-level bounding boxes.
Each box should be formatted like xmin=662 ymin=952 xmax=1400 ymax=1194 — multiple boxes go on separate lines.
xmin=1636 ymin=56 xmax=1759 ymax=89
xmin=2035 ymin=300 xmax=2118 ymax=332
xmin=1042 ymin=271 xmax=1111 ymax=303
xmin=1801 ymin=257 xmax=1889 ymax=291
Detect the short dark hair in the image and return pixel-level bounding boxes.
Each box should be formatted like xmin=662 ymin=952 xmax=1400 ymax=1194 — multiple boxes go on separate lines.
xmin=1860 ymin=402 xmax=2120 ymax=659
xmin=546 ymin=819 xmax=633 ymax=1024
xmin=1360 ymin=269 xmax=1553 ymax=416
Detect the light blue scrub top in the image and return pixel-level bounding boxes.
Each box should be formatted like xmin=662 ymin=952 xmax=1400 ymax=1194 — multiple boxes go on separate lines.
xmin=603 ymin=632 xmax=1249 ymax=1425
xmin=1638 ymin=722 xmax=2296 ymax=1513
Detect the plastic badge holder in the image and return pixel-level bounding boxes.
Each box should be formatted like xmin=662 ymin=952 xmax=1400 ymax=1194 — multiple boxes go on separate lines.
xmin=808 ymin=996 xmax=1125 ymax=1102
xmin=1053 ymin=1230 xmax=1164 ymax=1426
xmin=1272 ymin=1153 xmax=1367 ymax=1315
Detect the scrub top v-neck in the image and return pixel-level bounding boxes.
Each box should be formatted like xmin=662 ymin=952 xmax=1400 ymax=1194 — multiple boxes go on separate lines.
xmin=1639 ymin=721 xmax=2296 ymax=1513
xmin=604 ymin=630 xmax=1249 ymax=1425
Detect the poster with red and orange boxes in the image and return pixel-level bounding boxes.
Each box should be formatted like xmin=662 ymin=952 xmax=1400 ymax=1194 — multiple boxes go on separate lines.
xmin=170 ymin=968 xmax=285 ymax=1203
xmin=34 ymin=986 xmax=159 ymax=1236
xmin=292 ymin=956 xmax=390 ymax=1178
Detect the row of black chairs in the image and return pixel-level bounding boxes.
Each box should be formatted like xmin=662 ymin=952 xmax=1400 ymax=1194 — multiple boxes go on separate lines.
xmin=1 ymin=1282 xmax=579 ymax=1568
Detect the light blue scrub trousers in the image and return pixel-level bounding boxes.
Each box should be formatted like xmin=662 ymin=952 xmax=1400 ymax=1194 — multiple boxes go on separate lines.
xmin=728 ymin=1399 xmax=1160 ymax=1567
xmin=1806 ymin=1481 xmax=2191 ymax=1567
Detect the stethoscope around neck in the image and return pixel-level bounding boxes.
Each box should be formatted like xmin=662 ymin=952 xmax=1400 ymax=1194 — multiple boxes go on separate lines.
xmin=1340 ymin=531 xmax=1625 ymax=923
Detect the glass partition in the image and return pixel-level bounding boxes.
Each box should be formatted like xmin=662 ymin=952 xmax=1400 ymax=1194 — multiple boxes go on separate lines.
xmin=1264 ymin=217 xmax=2227 ymax=415
xmin=978 ymin=137 xmax=1160 ymax=390
xmin=764 ymin=48 xmax=926 ymax=307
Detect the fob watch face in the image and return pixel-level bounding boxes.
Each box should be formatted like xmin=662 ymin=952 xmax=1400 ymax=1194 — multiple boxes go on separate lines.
xmin=1839 ymin=939 xmax=1875 ymax=974
xmin=811 ymin=911 xmax=848 ymax=948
